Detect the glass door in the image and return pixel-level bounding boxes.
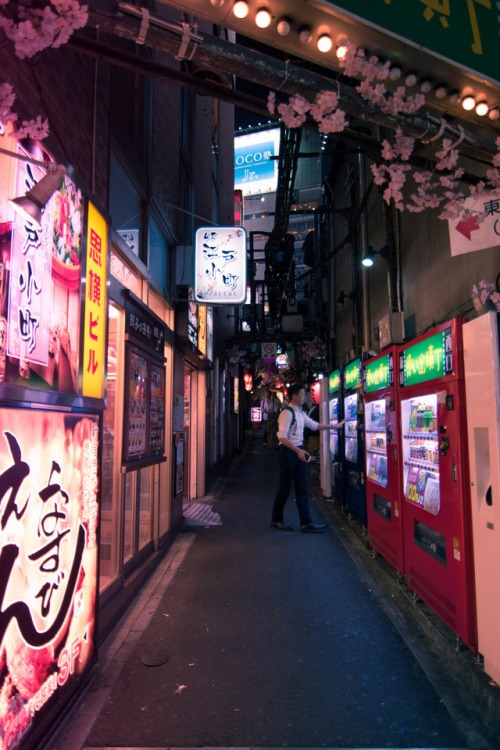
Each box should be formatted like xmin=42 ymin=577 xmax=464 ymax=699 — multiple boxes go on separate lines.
xmin=344 ymin=392 xmax=358 ymax=462
xmin=365 ymin=398 xmax=388 ymax=487
xmin=401 ymin=393 xmax=440 ymax=515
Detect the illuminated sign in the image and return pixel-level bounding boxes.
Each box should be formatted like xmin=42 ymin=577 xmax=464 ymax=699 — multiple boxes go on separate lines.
xmin=400 ymin=328 xmax=453 ymax=387
xmin=234 ymin=376 xmax=239 ymax=414
xmin=198 ymin=304 xmax=207 ymax=356
xmin=83 ymin=202 xmax=107 ymax=399
xmin=1 ymin=139 xmax=82 ymax=394
xmin=206 ymin=306 xmax=213 ymax=362
xmin=234 ymin=128 xmax=280 ymax=197
xmin=0 ymin=409 xmax=99 ymax=750
xmin=194 ymin=227 xmax=247 ymax=305
xmin=325 ymin=0 xmax=500 ymax=85
xmin=344 ymin=358 xmax=362 ymax=390
xmin=251 ymin=406 xmax=262 ymax=422
xmin=329 ymin=368 xmax=340 ymax=394
xmin=364 ymin=353 xmax=393 ymax=393
xmin=310 ymin=381 xmax=321 ymax=405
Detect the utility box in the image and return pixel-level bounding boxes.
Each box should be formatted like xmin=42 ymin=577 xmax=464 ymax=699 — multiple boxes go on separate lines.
xmin=379 ymin=311 xmax=405 ymax=349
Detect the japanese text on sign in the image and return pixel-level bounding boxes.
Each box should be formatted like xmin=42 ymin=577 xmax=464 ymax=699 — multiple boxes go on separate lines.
xmin=83 ymin=202 xmax=108 ymax=399
xmin=194 ymin=227 xmax=247 ymax=305
xmin=0 ymin=411 xmax=99 ymax=750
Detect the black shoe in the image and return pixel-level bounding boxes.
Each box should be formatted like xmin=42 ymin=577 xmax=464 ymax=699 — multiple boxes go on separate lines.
xmin=271 ymin=521 xmax=294 ymax=531
xmin=300 ymin=523 xmax=327 ymax=532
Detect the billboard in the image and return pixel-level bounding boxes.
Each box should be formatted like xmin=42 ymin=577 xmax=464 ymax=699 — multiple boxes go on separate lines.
xmin=0 ymin=409 xmax=99 ymax=750
xmin=234 ymin=128 xmax=280 ymax=197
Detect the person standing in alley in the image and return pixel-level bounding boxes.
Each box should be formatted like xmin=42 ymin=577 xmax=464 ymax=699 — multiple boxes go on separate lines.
xmin=271 ymin=383 xmax=344 ymax=532
xmin=260 ymin=389 xmax=280 ymax=446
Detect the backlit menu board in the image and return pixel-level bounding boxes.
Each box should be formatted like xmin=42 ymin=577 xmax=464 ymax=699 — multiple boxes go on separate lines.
xmin=150 ymin=362 xmax=166 ymax=455
xmin=399 ymin=328 xmax=453 ymax=387
xmin=125 ymin=348 xmax=148 ymax=460
xmin=0 ymin=409 xmax=99 ymax=750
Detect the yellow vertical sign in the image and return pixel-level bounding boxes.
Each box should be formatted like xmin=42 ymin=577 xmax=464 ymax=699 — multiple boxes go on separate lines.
xmin=83 ymin=202 xmax=108 ymax=398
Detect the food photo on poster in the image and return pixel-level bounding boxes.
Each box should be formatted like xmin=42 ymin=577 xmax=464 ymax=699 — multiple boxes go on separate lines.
xmin=0 ymin=409 xmax=100 ymax=750
xmin=0 ymin=128 xmax=82 ymax=394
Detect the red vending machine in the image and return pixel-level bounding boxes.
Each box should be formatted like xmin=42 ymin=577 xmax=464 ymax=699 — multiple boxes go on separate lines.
xmin=363 ymin=347 xmax=404 ymax=574
xmin=398 ymin=318 xmax=477 ymax=650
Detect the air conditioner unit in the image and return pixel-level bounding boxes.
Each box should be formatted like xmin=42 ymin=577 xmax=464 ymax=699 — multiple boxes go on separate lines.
xmin=378 ymin=311 xmax=405 ymax=349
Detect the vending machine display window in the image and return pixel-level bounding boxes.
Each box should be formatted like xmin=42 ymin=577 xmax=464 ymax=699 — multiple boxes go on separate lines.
xmin=344 ymin=392 xmax=358 ymax=462
xmin=365 ymin=398 xmax=388 ymax=488
xmin=329 ymin=396 xmax=339 ymax=456
xmin=401 ymin=393 xmax=440 ymax=515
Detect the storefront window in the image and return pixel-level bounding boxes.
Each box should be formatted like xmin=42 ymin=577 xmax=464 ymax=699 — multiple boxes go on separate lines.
xmin=123 ymin=472 xmax=135 ymax=563
xmin=139 ymin=466 xmax=153 ymax=550
xmin=100 ymin=302 xmax=124 ymax=592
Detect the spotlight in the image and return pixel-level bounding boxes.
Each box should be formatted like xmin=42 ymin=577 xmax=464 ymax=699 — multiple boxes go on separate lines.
xmin=462 ymin=95 xmax=476 ymax=111
xmin=404 ymin=72 xmax=418 ymax=87
xmin=489 ymin=108 xmax=500 ymax=121
xmin=475 ymin=100 xmax=488 ymax=116
xmin=255 ymin=8 xmax=271 ymax=28
xmin=233 ymin=1 xmax=249 ymax=18
xmin=210 ymin=0 xmax=225 ymax=6
xmin=276 ymin=17 xmax=291 ymax=35
xmin=317 ymin=34 xmax=333 ymax=53
xmin=434 ymin=84 xmax=447 ymax=99
xmin=8 ymin=163 xmax=67 ymax=229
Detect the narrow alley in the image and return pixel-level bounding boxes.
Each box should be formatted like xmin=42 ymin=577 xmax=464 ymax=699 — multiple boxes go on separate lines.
xmin=51 ymin=438 xmax=499 ymax=750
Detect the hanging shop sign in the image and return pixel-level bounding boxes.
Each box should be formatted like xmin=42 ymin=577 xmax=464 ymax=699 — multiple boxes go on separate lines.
xmin=194 ymin=227 xmax=247 ymax=305
xmin=399 ymin=327 xmax=453 ymax=387
xmin=234 ymin=129 xmax=281 ymax=197
xmin=364 ymin=353 xmax=393 ymax=394
xmin=0 ymin=408 xmax=100 ymax=750
xmin=325 ymin=0 xmax=499 ymax=84
xmin=198 ymin=304 xmax=207 ymax=356
xmin=82 ymin=202 xmax=108 ymax=399
xmin=344 ymin=358 xmax=362 ymax=390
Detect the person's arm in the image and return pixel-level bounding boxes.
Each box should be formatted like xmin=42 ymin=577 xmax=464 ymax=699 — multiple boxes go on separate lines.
xmin=304 ymin=413 xmax=345 ymax=432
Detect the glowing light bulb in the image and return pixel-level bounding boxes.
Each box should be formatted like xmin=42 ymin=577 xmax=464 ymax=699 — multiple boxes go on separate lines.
xmin=475 ymin=100 xmax=488 ymax=116
xmin=389 ymin=66 xmax=402 ymax=81
xmin=405 ymin=72 xmax=418 ymax=87
xmin=434 ymin=84 xmax=447 ymax=100
xmin=462 ymin=95 xmax=476 ymax=111
xmin=420 ymin=79 xmax=433 ymax=93
xmin=255 ymin=8 xmax=271 ymax=28
xmin=233 ymin=1 xmax=249 ymax=18
xmin=336 ymin=44 xmax=348 ymax=60
xmin=317 ymin=34 xmax=333 ymax=53
xmin=489 ymin=108 xmax=500 ymax=121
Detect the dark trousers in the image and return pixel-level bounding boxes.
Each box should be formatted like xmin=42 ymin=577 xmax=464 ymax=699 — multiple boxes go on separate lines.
xmin=272 ymin=446 xmax=312 ymax=526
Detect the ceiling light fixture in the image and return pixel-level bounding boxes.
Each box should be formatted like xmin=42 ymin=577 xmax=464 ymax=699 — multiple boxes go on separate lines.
xmin=389 ymin=65 xmax=402 ymax=81
xmin=276 ymin=17 xmax=291 ymax=35
xmin=336 ymin=42 xmax=349 ymax=60
xmin=434 ymin=84 xmax=447 ymax=99
xmin=233 ymin=1 xmax=249 ymax=18
xmin=299 ymin=26 xmax=312 ymax=44
xmin=404 ymin=72 xmax=418 ymax=87
xmin=420 ymin=79 xmax=433 ymax=93
xmin=210 ymin=0 xmax=225 ymax=6
xmin=475 ymin=100 xmax=488 ymax=116
xmin=255 ymin=8 xmax=271 ymax=28
xmin=462 ymin=94 xmax=476 ymax=111
xmin=489 ymin=108 xmax=500 ymax=121
xmin=448 ymin=90 xmax=460 ymax=105
xmin=317 ymin=34 xmax=333 ymax=53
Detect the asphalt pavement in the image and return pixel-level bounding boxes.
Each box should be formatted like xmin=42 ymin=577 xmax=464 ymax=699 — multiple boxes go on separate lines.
xmin=49 ymin=436 xmax=500 ymax=750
